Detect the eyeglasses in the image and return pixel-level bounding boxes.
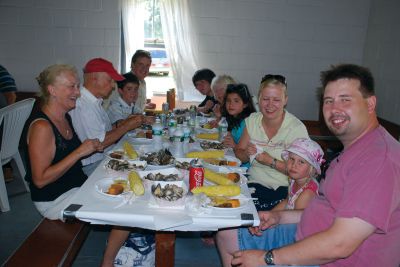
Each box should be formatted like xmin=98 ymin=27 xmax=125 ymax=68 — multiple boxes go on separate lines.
xmin=261 ymin=74 xmax=287 ymax=86
xmin=227 ymin=84 xmax=250 ymax=98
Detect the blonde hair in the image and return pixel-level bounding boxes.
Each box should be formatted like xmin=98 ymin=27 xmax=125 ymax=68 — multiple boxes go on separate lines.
xmin=36 ymin=64 xmax=78 ymax=104
xmin=257 ymin=79 xmax=287 ymax=101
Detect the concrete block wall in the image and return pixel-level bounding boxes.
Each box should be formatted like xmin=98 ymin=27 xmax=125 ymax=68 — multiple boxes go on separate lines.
xmin=189 ymin=0 xmax=371 ymax=120
xmin=0 ymin=0 xmax=120 ymax=92
xmin=363 ymin=0 xmax=400 ymax=125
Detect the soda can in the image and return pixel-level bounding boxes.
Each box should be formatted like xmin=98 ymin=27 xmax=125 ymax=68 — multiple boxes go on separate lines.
xmin=189 ymin=159 xmax=204 ymax=191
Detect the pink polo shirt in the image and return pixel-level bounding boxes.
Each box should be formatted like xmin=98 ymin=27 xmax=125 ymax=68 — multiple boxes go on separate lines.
xmin=297 ymin=126 xmax=400 ymax=266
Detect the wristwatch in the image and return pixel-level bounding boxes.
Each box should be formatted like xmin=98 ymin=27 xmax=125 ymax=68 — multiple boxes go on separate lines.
xmin=264 ymin=249 xmax=275 ymax=265
xmin=269 ymin=158 xmax=277 ymax=169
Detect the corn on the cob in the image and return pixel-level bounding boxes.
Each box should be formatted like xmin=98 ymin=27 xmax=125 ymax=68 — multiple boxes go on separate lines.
xmin=204 ymin=168 xmax=234 ymax=185
xmin=196 ymin=133 xmax=219 ymax=140
xmin=191 ymin=185 xmax=240 ymax=197
xmin=185 ymin=150 xmax=224 ymax=159
xmin=123 ymin=141 xmax=138 ymax=159
xmin=128 ymin=171 xmax=145 ymax=196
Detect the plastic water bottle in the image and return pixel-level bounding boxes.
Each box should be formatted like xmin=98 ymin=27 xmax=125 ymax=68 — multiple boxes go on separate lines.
xmin=183 ymin=121 xmax=191 ymax=142
xmin=168 ymin=113 xmax=177 ymax=136
xmin=189 ymin=105 xmax=197 ymax=127
xmin=152 ymin=118 xmax=163 ymax=147
xmin=218 ymin=117 xmax=228 ymax=142
xmin=173 ymin=125 xmax=184 ymax=157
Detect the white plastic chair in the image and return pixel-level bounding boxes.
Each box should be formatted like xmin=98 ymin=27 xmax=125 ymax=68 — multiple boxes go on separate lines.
xmin=0 ymin=98 xmax=35 ymax=212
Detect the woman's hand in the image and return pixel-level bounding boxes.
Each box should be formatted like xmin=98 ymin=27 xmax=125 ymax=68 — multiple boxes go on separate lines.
xmin=77 ymin=138 xmax=103 ymax=157
xmin=223 ymin=132 xmax=236 ymax=148
xmin=255 ymin=151 xmax=272 ymax=165
xmin=247 ymin=143 xmax=257 ymax=157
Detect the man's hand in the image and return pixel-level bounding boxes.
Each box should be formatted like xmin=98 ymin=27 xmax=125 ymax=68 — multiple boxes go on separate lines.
xmin=213 ymin=103 xmax=222 ymax=118
xmin=145 ymin=102 xmax=156 ymax=110
xmin=124 ymin=115 xmax=144 ymax=130
xmin=231 ymin=250 xmax=266 ymax=267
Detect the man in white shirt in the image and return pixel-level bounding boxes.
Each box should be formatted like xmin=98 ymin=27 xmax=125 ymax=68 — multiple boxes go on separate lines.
xmin=70 ymin=58 xmax=144 ymax=175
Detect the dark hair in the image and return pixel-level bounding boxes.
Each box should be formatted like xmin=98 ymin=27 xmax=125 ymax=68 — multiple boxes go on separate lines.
xmin=192 ymin=68 xmax=216 ymax=86
xmin=131 ymin=49 xmax=152 ymax=65
xmin=117 ymin=72 xmax=140 ymax=89
xmin=320 ymin=64 xmax=375 ymax=97
xmin=222 ymin=83 xmax=256 ymax=130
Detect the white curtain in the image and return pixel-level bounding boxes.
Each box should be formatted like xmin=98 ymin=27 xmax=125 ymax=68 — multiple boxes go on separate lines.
xmin=159 ymin=0 xmax=199 ymax=100
xmin=121 ymin=0 xmax=145 ymax=71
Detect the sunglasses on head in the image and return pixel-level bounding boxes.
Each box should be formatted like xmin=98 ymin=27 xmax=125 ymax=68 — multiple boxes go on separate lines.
xmin=261 ymin=74 xmax=287 ymax=86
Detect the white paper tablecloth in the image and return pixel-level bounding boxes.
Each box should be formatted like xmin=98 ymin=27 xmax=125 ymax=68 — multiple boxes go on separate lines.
xmin=63 ymin=135 xmax=260 ymax=231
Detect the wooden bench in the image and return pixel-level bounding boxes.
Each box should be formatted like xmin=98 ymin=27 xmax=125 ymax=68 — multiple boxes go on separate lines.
xmin=4 ymin=218 xmax=90 ymax=267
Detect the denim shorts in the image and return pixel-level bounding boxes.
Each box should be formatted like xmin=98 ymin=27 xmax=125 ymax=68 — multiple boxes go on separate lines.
xmin=238 ymin=224 xmax=319 ymax=267
xmin=238 ymin=223 xmax=297 ymax=251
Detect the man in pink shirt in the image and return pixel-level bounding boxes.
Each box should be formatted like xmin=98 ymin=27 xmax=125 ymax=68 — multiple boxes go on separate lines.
xmin=217 ymin=64 xmax=400 ymax=267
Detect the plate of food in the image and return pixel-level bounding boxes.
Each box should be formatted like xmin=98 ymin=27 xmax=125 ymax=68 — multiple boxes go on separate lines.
xmin=140 ymin=149 xmax=175 ymax=169
xmin=200 ymin=140 xmax=226 ymax=150
xmin=95 ymin=178 xmax=130 ymax=198
xmin=151 ymin=183 xmax=187 ymax=208
xmin=203 ymin=168 xmax=244 ymax=186
xmin=201 ymin=155 xmax=241 ymax=168
xmin=174 ymin=158 xmax=193 ymax=170
xmin=106 ymin=150 xmax=128 ymax=160
xmin=208 ymin=195 xmax=249 ymax=210
xmin=139 ymin=168 xmax=183 ymax=182
xmin=104 ymin=159 xmax=147 ymax=173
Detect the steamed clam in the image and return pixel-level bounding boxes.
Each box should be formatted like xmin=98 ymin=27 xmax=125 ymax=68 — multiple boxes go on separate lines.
xmin=151 ymin=183 xmax=184 ymax=201
xmin=140 ymin=149 xmax=175 ymax=166
xmin=144 ymin=172 xmax=180 ymax=181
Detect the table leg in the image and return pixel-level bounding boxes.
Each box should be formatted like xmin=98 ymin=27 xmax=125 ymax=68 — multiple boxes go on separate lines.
xmin=155 ymin=232 xmax=176 ymax=267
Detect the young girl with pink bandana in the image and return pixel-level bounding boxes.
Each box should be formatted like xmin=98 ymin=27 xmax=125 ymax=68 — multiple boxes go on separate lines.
xmin=272 ymin=137 xmax=324 ymax=211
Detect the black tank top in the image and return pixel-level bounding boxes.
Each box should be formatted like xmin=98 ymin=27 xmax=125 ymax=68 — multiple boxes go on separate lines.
xmin=25 ymin=111 xmax=87 ymax=201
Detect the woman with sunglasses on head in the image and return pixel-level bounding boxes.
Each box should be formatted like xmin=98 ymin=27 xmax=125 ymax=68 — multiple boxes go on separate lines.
xmin=220 ymin=83 xmax=256 ymax=167
xmin=234 ymin=75 xmax=308 ymax=211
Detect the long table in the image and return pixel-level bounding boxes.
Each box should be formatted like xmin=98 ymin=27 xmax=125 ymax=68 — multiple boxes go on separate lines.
xmin=62 ymin=137 xmax=260 ymax=266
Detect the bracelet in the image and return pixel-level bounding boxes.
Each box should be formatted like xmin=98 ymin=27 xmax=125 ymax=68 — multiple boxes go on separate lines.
xmin=269 ymin=158 xmax=277 ymax=169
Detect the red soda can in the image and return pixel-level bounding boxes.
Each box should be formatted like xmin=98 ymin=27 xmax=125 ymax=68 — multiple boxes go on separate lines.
xmin=189 ymin=159 xmax=204 ymax=191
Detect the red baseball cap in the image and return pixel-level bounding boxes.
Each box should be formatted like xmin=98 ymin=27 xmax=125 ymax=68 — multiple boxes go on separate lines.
xmin=83 ymin=58 xmax=125 ymax=81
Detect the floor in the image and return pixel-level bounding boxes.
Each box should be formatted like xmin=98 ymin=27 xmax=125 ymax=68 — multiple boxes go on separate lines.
xmin=0 ymin=169 xmax=221 ymax=267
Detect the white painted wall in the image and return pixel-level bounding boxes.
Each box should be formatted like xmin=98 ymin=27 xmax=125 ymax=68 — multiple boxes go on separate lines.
xmin=189 ymin=0 xmax=371 ymax=120
xmin=363 ymin=0 xmax=400 ymax=125
xmin=0 ymin=0 xmax=120 ymax=91
xmin=2 ymin=0 xmax=398 ymax=123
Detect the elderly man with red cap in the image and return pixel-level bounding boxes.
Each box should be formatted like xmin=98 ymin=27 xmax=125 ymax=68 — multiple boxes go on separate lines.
xmin=70 ymin=58 xmax=145 ymax=176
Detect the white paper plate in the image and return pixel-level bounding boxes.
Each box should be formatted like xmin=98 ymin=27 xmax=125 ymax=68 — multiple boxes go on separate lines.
xmin=129 ymin=137 xmax=153 ymax=145
xmin=208 ymin=194 xmax=249 ymax=210
xmin=138 ymin=167 xmax=184 ymax=182
xmin=105 ymin=150 xmax=128 ymax=161
xmin=201 ymin=155 xmax=241 ymax=169
xmin=104 ymin=159 xmax=147 ymax=173
xmin=94 ymin=178 xmax=129 ymax=198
